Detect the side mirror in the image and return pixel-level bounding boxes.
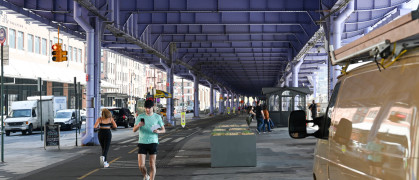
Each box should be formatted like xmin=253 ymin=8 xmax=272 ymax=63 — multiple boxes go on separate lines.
xmin=288 ymin=110 xmax=308 ymax=138
xmin=288 ymin=110 xmax=330 ymax=139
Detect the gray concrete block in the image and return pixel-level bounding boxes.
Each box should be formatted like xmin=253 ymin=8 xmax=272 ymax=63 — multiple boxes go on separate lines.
xmin=210 ymin=135 xmax=256 ymax=167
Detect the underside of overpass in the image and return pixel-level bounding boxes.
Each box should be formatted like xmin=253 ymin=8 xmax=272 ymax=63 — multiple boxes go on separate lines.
xmin=0 ymin=0 xmax=416 ymax=144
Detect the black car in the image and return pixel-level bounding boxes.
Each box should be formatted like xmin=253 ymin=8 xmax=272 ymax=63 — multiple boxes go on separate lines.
xmin=107 ymin=108 xmax=135 ymax=128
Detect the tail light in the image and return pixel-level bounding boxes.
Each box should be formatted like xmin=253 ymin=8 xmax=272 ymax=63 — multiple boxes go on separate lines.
xmin=123 ymin=115 xmax=126 ymax=119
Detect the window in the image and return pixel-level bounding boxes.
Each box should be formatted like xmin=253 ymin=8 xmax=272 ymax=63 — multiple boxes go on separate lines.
xmin=27 ymin=34 xmax=33 ymax=52
xmin=17 ymin=31 xmax=23 ymax=50
xmin=34 ymin=36 xmax=40 ymax=54
xmin=69 ymin=46 xmax=72 ymax=61
xmin=53 ymin=38 xmax=63 ymax=44
xmin=78 ymin=49 xmax=82 ymax=63
xmin=73 ymin=48 xmax=77 ymax=62
xmin=41 ymin=38 xmax=47 ymax=55
xmin=101 ymin=62 xmax=103 ymax=72
xmin=281 ymin=91 xmax=291 ymax=112
xmin=9 ymin=29 xmax=15 ymax=48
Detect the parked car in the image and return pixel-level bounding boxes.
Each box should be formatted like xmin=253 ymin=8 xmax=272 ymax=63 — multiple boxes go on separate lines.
xmin=80 ymin=109 xmax=86 ymax=122
xmin=54 ymin=109 xmax=80 ymax=130
xmin=160 ymin=107 xmax=166 ymax=117
xmin=186 ymin=105 xmax=194 ymax=113
xmin=106 ymin=107 xmax=135 ymax=128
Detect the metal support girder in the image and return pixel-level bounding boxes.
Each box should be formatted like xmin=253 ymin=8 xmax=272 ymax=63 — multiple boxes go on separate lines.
xmin=218 ymin=85 xmax=224 ymax=114
xmin=236 ymin=94 xmax=240 ymax=111
xmin=189 ymin=71 xmax=199 ymax=118
xmin=95 ymin=18 xmax=104 ymax=128
xmin=331 ymin=0 xmax=354 ymax=90
xmin=74 ymin=1 xmax=99 ymax=146
xmin=230 ymin=90 xmax=234 ymax=110
xmin=160 ymin=58 xmax=174 ymax=126
xmin=76 ymin=1 xmax=228 ymax=98
xmin=103 ymin=43 xmax=143 ymax=49
xmin=292 ymin=57 xmax=304 ymax=87
xmin=207 ymin=80 xmax=214 ymax=115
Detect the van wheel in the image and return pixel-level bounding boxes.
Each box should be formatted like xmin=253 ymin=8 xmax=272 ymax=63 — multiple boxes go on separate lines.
xmin=27 ymin=124 xmax=33 ymax=135
xmin=5 ymin=131 xmax=10 ymax=136
xmin=21 ymin=130 xmax=27 ymax=135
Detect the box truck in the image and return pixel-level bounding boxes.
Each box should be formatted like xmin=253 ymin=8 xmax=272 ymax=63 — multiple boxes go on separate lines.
xmin=4 ymin=96 xmax=62 ymax=136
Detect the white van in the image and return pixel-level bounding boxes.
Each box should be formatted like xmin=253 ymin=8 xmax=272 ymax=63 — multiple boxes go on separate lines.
xmin=4 ymin=99 xmax=53 ymax=136
xmin=288 ymin=11 xmax=419 ymax=179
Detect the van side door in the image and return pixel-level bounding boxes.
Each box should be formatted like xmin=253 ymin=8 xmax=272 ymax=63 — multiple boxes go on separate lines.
xmin=313 ymin=82 xmax=340 ymax=180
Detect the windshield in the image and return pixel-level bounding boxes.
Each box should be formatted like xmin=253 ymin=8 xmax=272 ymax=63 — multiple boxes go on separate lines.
xmin=56 ymin=112 xmax=72 ymax=118
xmin=10 ymin=109 xmax=31 ymax=118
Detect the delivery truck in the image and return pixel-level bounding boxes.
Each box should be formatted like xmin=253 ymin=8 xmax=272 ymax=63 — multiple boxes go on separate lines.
xmin=4 ymin=96 xmax=64 ymax=136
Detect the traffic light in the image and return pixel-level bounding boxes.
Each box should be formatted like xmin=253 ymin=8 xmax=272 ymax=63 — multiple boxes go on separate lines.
xmin=61 ymin=49 xmax=68 ymax=61
xmin=52 ymin=44 xmax=60 ymax=62
xmin=51 ymin=43 xmax=68 ymax=62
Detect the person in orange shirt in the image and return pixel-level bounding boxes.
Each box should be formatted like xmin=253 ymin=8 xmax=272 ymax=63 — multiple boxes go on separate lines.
xmin=262 ymin=104 xmax=272 ymax=133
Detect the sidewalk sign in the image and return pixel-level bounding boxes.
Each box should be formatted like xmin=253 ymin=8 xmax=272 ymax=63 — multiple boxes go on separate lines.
xmin=181 ymin=112 xmax=186 ymax=128
xmin=44 ymin=125 xmax=60 ymax=150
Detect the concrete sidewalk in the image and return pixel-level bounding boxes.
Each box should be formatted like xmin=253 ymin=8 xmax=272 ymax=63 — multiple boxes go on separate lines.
xmin=155 ymin=115 xmax=317 ymax=180
xmin=0 ymin=112 xmax=211 ymax=180
xmin=0 ymin=113 xmax=318 ymax=180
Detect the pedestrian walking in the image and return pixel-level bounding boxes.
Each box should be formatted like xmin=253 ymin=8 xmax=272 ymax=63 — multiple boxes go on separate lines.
xmin=94 ymin=108 xmax=117 ymax=168
xmin=308 ymin=100 xmax=317 ymax=120
xmin=262 ymin=104 xmax=272 ymax=132
xmin=133 ymin=100 xmax=166 ymax=180
xmin=255 ymin=101 xmax=265 ymax=134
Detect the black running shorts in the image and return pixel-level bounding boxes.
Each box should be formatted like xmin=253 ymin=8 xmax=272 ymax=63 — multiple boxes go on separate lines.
xmin=138 ymin=143 xmax=158 ymax=155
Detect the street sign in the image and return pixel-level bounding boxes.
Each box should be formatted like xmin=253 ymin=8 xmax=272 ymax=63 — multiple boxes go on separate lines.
xmin=181 ymin=112 xmax=186 ymax=128
xmin=0 ymin=27 xmax=6 ymax=44
xmin=2 ymin=45 xmax=8 ymax=65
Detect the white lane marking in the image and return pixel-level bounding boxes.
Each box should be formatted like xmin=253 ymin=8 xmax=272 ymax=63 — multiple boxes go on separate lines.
xmin=160 ymin=138 xmax=172 ymax=143
xmin=121 ymin=139 xmax=136 ymax=144
xmin=173 ymin=137 xmax=184 ymax=143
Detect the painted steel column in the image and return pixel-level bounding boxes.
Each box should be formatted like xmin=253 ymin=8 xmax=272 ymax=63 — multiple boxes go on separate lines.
xmin=94 ymin=18 xmax=102 ymax=122
xmin=160 ymin=58 xmax=174 ymax=125
xmin=208 ymin=82 xmax=214 ymax=115
xmin=226 ymin=90 xmax=229 ymax=108
xmin=111 ymin=0 xmax=120 ymax=29
xmin=218 ymin=86 xmax=224 ymax=114
xmin=230 ymin=90 xmax=233 ymax=110
xmin=74 ymin=2 xmax=97 ymax=145
xmin=292 ymin=59 xmax=304 ymax=87
xmin=332 ymin=0 xmax=354 ymax=87
xmin=312 ymin=74 xmax=317 ymax=99
xmin=189 ymin=71 xmax=199 ymax=117
xmin=213 ymin=90 xmax=217 ymax=113
xmin=236 ymin=94 xmax=239 ymax=110
xmin=285 ymin=73 xmax=291 ymax=87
